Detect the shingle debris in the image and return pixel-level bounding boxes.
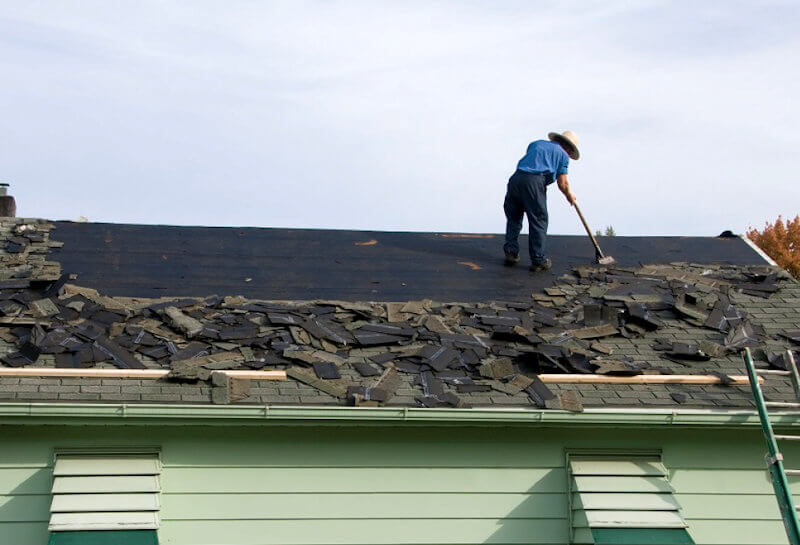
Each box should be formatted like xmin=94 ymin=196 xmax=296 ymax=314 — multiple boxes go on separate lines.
xmin=1 ymin=219 xmax=798 ymax=408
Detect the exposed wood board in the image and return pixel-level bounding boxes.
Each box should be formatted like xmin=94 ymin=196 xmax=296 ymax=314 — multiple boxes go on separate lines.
xmin=0 ymin=368 xmax=286 ymax=380
xmin=540 ymin=374 xmax=760 ymax=385
xmin=217 ymin=370 xmax=287 ymax=380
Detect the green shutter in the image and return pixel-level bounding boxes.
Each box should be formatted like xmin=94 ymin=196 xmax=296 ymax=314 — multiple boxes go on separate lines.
xmin=569 ymin=455 xmax=694 ymax=544
xmin=591 ymin=528 xmax=694 ymax=544
xmin=48 ymin=530 xmax=158 ymax=545
xmin=49 ymin=454 xmax=160 ymax=533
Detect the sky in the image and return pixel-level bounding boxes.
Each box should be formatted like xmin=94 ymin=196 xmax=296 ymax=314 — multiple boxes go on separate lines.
xmin=1 ymin=0 xmax=798 ymax=236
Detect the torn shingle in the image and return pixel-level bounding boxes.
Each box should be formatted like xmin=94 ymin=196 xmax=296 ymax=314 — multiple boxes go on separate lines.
xmin=525 ymin=376 xmax=557 ymax=408
xmin=570 ymin=323 xmax=619 ymax=340
xmin=781 ymin=331 xmax=800 ymax=345
xmin=674 ymin=293 xmax=709 ymax=322
xmin=478 ymin=358 xmax=515 ymax=380
xmin=372 ymin=367 xmax=402 ymax=402
xmin=420 ymin=345 xmax=460 ymax=372
xmin=352 ymin=330 xmax=406 ymax=346
xmin=169 ymin=351 xmax=244 ymax=381
xmin=286 ymin=366 xmax=350 ymax=398
xmin=418 ymin=371 xmax=445 ymax=398
xmin=670 ymin=393 xmax=688 ymax=404
xmin=163 ymin=306 xmax=204 ymax=338
xmin=725 ymin=322 xmax=762 ymax=350
xmin=353 ymin=361 xmax=382 ymax=377
xmin=313 ymin=361 xmax=341 ymax=380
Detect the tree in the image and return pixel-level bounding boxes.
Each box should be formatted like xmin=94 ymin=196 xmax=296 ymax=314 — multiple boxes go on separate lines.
xmin=595 ymin=226 xmax=616 ymax=237
xmin=746 ymin=215 xmax=800 ymax=279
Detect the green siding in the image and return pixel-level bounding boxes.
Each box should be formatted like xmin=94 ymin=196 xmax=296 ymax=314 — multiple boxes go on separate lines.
xmin=164 ymin=467 xmax=566 ymax=493
xmin=0 ymin=424 xmax=794 ymax=545
xmin=161 ymin=492 xmax=565 ymax=519
xmin=0 ymin=465 xmax=50 ymax=541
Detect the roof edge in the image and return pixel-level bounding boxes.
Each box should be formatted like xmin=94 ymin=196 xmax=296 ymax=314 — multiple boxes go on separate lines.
xmin=741 ymin=234 xmax=778 ymax=266
xmin=1 ymin=403 xmax=798 ymax=429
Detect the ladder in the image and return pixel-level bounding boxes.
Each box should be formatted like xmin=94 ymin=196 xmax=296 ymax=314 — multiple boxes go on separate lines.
xmin=743 ymin=347 xmax=800 ymax=545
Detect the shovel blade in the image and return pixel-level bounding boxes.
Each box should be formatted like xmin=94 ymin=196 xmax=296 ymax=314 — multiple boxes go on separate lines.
xmin=597 ymin=255 xmax=616 ymax=266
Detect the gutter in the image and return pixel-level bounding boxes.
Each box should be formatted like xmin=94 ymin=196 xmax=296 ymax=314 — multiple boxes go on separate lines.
xmin=0 ymin=403 xmax=799 ymax=429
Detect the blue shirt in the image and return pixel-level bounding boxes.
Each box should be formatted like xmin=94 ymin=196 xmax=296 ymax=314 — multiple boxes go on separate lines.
xmin=516 ymin=140 xmax=569 ymax=185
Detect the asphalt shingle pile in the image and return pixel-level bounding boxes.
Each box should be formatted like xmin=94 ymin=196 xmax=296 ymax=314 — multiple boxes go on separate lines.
xmin=0 ymin=218 xmax=62 ymax=284
xmin=1 ymin=219 xmax=799 ymax=409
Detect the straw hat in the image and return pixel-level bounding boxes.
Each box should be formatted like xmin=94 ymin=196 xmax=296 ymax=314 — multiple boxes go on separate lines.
xmin=548 ymin=130 xmax=580 ymax=160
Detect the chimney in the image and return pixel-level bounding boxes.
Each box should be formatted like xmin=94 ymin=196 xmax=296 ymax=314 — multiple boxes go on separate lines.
xmin=0 ymin=183 xmax=16 ymax=217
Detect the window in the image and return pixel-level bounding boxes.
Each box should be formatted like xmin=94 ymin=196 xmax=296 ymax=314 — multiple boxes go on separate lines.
xmin=48 ymin=453 xmax=160 ymax=545
xmin=568 ymin=454 xmax=694 ymax=545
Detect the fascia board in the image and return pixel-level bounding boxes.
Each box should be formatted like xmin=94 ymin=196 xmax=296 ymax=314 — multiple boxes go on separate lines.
xmin=741 ymin=234 xmax=778 ymax=266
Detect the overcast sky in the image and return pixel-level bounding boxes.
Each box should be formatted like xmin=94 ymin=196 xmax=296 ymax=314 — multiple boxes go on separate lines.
xmin=1 ymin=1 xmax=798 ymax=236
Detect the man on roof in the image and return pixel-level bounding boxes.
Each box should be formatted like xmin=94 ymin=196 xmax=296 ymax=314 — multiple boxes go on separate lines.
xmin=502 ymin=130 xmax=580 ymax=272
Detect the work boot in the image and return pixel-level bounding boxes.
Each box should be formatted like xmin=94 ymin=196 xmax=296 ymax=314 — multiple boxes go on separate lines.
xmin=504 ymin=253 xmax=519 ymax=266
xmin=529 ymin=258 xmax=552 ymax=273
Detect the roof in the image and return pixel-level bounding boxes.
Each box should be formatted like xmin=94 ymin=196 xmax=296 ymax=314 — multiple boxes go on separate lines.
xmin=50 ymin=221 xmax=766 ymax=301
xmin=1 ymin=217 xmax=799 ymax=412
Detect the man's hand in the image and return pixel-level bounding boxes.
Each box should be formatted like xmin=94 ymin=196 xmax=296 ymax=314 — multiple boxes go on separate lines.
xmin=565 ymin=190 xmax=577 ymax=206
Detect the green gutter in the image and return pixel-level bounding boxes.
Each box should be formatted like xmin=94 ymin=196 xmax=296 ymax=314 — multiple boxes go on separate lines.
xmin=1 ymin=403 xmax=799 ymax=428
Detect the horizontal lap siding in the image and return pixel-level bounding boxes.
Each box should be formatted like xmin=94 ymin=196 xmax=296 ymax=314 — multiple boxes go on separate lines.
xmin=0 ymin=466 xmax=50 ymax=544
xmin=670 ymin=467 xmax=798 ymax=545
xmin=159 ymin=467 xmax=568 ymax=544
xmin=671 ymin=475 xmax=793 ymax=545
xmin=156 ymin=426 xmax=572 ymax=545
xmin=160 ymin=519 xmax=567 ymax=545
xmin=0 ymin=424 xmax=797 ymax=545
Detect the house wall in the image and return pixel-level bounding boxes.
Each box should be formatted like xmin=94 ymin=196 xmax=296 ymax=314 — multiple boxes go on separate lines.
xmin=0 ymin=421 xmax=795 ymax=545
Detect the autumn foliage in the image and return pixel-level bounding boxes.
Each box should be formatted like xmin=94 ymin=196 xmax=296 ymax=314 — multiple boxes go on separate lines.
xmin=747 ymin=215 xmax=800 ymax=279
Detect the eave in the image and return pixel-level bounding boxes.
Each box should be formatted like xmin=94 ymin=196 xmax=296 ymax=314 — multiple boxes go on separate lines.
xmin=1 ymin=402 xmax=799 ymax=429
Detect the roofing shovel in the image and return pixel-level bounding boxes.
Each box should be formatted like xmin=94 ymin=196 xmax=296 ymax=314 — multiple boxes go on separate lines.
xmin=572 ymin=202 xmax=616 ymax=265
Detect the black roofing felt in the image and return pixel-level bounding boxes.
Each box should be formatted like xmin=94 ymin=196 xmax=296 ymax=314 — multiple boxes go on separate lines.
xmin=51 ymin=222 xmax=767 ymax=301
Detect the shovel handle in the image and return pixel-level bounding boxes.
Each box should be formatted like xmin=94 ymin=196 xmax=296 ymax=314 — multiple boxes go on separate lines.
xmin=573 ymin=203 xmax=606 ymax=259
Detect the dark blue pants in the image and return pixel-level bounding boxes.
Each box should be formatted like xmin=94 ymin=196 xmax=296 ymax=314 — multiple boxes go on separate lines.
xmin=503 ymin=170 xmax=548 ymax=264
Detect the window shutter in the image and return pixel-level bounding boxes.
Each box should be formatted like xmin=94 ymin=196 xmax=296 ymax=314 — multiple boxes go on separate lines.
xmin=49 ymin=454 xmax=160 ymax=532
xmin=569 ymin=455 xmax=694 ymax=544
